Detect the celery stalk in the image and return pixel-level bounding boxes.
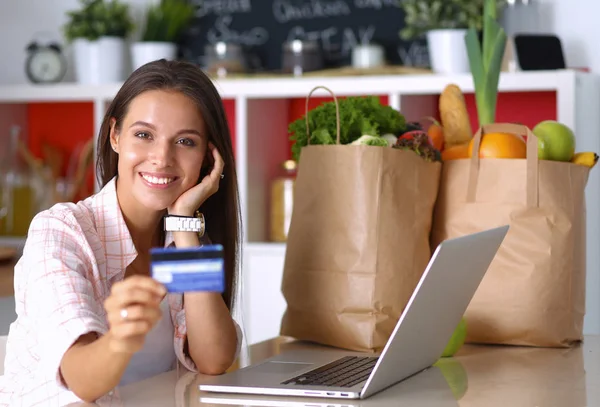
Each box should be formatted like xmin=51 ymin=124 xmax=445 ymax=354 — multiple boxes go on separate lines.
xmin=465 ymin=0 xmax=507 ymax=126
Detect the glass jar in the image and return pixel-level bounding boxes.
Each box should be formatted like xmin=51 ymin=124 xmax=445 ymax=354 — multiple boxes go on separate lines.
xmin=0 ymin=125 xmax=36 ymax=236
xmin=282 ymin=40 xmax=323 ymax=76
xmin=270 ymin=160 xmax=297 ymax=242
xmin=204 ymin=42 xmax=247 ymax=78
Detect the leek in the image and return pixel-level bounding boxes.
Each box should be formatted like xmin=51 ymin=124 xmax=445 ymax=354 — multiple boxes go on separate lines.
xmin=465 ymin=0 xmax=507 ymax=126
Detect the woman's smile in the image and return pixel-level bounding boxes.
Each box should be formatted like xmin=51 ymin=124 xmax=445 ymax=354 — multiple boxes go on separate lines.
xmin=139 ymin=172 xmax=179 ymax=189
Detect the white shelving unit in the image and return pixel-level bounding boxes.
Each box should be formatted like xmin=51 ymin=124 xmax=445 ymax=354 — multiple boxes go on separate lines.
xmin=1 ymin=69 xmax=600 ymax=345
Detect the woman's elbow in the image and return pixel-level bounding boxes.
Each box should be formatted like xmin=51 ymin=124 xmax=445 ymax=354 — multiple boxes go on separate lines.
xmin=197 ymin=364 xmax=229 ymax=375
xmin=70 ymin=387 xmax=103 ymax=404
xmin=192 ymin=352 xmax=236 ymax=375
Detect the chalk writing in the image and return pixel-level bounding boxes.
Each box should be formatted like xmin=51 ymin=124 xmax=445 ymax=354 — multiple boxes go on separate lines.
xmin=194 ymin=0 xmax=252 ymax=17
xmin=354 ymin=0 xmax=399 ymax=9
xmin=272 ymin=0 xmax=351 ymax=24
xmin=182 ymin=0 xmax=413 ymax=71
xmin=398 ymin=42 xmax=430 ymax=67
xmin=287 ymin=24 xmax=375 ymax=59
xmin=207 ymin=15 xmax=269 ymax=46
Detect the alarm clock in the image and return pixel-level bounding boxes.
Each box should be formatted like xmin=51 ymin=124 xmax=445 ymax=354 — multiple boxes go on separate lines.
xmin=25 ymin=42 xmax=67 ymax=84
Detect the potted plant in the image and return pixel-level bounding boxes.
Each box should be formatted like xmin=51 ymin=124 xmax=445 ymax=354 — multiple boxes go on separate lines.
xmin=399 ymin=0 xmax=507 ymax=74
xmin=63 ymin=0 xmax=134 ymax=84
xmin=131 ymin=0 xmax=196 ymax=71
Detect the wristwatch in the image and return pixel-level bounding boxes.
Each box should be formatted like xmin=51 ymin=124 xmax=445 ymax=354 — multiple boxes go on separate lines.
xmin=164 ymin=211 xmax=205 ymax=237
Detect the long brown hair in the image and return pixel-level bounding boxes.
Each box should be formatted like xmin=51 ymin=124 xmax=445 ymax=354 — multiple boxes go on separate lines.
xmin=96 ymin=59 xmax=242 ymax=311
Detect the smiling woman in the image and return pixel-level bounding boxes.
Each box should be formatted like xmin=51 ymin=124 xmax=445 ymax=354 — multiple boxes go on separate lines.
xmin=0 ymin=60 xmax=243 ymax=406
xmin=108 ymin=90 xmax=208 ymax=213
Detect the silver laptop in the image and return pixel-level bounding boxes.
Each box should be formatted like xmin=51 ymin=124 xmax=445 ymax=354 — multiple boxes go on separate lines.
xmin=200 ymin=362 xmax=460 ymax=407
xmin=199 ymin=225 xmax=509 ymax=401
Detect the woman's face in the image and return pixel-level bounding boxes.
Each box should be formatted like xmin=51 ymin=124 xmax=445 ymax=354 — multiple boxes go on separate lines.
xmin=110 ymin=89 xmax=208 ymax=212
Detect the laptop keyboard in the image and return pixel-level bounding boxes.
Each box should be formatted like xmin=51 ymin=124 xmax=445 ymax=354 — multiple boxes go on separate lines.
xmin=281 ymin=356 xmax=378 ymax=388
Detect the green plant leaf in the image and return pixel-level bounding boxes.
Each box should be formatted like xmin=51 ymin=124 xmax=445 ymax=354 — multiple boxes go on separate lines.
xmin=465 ymin=28 xmax=486 ymax=126
xmin=465 ymin=29 xmax=484 ymax=91
xmin=140 ymin=0 xmax=196 ymax=42
xmin=63 ymin=0 xmax=134 ymax=42
xmin=480 ymin=19 xmax=507 ymax=125
xmin=398 ymin=0 xmax=508 ymax=40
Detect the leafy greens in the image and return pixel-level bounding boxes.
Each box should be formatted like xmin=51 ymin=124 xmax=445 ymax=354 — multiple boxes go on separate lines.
xmin=288 ymin=96 xmax=407 ymax=161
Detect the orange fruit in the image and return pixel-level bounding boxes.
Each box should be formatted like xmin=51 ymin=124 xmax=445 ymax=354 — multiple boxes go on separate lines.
xmin=427 ymin=123 xmax=444 ymax=151
xmin=468 ymin=132 xmax=526 ymax=159
xmin=441 ymin=143 xmax=470 ymax=161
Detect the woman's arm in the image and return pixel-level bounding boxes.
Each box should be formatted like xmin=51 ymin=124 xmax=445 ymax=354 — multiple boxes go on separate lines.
xmin=174 ymin=231 xmax=238 ymax=374
xmin=60 ymin=275 xmax=166 ymax=402
xmin=59 ymin=333 xmax=131 ymax=402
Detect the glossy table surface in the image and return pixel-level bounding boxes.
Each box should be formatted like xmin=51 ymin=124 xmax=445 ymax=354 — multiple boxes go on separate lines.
xmin=65 ymin=335 xmax=598 ymax=407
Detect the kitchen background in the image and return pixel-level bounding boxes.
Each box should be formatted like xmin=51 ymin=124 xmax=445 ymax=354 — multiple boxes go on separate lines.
xmin=1 ymin=0 xmax=597 ymax=86
xmin=0 ymin=0 xmax=599 ymax=341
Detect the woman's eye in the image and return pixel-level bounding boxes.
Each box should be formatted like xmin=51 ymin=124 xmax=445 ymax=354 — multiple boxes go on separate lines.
xmin=176 ymin=138 xmax=196 ymax=147
xmin=135 ymin=132 xmax=151 ymax=139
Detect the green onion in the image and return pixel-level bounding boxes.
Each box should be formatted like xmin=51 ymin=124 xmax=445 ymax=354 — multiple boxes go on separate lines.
xmin=465 ymin=0 xmax=507 ymax=126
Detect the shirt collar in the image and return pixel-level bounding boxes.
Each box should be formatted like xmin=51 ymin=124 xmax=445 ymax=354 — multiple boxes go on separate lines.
xmin=95 ymin=176 xmax=138 ymax=280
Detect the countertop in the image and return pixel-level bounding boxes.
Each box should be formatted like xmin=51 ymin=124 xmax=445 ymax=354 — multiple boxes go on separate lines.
xmin=65 ymin=335 xmax=598 ymax=407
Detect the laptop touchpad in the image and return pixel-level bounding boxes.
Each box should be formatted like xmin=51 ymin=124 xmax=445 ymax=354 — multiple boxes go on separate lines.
xmin=252 ymin=361 xmax=313 ymax=375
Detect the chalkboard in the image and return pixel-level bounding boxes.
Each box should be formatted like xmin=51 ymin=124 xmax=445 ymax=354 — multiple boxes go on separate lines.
xmin=179 ymin=0 xmax=430 ymax=72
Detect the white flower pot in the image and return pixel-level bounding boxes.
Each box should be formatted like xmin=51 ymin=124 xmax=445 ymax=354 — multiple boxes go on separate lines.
xmin=426 ymin=29 xmax=470 ymax=74
xmin=73 ymin=36 xmax=127 ymax=84
xmin=131 ymin=42 xmax=177 ymax=71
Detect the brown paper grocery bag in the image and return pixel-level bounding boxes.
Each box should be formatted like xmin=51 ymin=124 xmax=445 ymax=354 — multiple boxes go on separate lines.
xmin=279 ymin=86 xmax=442 ymax=352
xmin=431 ymin=123 xmax=590 ymax=347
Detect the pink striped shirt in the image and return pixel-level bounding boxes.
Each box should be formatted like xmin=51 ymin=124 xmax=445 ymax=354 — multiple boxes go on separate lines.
xmin=0 ymin=177 xmax=241 ymax=406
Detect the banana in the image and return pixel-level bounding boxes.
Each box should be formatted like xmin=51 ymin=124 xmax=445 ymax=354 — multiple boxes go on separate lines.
xmin=571 ymin=152 xmax=599 ymax=168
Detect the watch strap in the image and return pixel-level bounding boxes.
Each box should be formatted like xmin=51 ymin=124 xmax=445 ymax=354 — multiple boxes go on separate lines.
xmin=164 ymin=212 xmax=205 ymax=237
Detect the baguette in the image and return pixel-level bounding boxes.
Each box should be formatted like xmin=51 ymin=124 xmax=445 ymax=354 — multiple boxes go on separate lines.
xmin=439 ymin=84 xmax=473 ymax=148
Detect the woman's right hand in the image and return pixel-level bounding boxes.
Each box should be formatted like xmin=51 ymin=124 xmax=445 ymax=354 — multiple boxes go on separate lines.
xmin=103 ymin=275 xmax=167 ymax=354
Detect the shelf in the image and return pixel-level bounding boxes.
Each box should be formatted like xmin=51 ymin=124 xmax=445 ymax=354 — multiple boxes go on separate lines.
xmin=215 ymin=70 xmax=579 ymax=98
xmin=0 ymin=236 xmax=26 ymax=249
xmin=0 ymin=83 xmax=121 ymax=103
xmin=245 ymin=242 xmax=287 ymax=253
xmin=0 ymin=70 xmax=584 ymax=103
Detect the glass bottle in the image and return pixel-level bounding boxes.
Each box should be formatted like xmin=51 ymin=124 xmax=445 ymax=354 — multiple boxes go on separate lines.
xmin=0 ymin=125 xmax=35 ymax=236
xmin=270 ymin=160 xmax=297 ymax=242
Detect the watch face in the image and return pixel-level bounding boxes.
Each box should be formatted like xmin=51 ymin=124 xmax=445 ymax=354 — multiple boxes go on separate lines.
xmin=26 ymin=49 xmax=66 ymax=83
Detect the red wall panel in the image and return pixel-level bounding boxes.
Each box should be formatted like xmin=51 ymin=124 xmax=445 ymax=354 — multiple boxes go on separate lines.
xmin=26 ymin=98 xmax=237 ymax=202
xmin=27 ymin=102 xmax=94 ymax=176
xmin=463 ymin=91 xmax=557 ymax=130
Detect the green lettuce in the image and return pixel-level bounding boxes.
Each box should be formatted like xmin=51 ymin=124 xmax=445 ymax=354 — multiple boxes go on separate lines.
xmin=351 ymin=135 xmax=389 ymax=146
xmin=289 ymin=96 xmax=406 ymax=161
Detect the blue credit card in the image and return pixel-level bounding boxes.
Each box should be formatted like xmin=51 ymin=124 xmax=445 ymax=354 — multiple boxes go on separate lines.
xmin=150 ymin=244 xmax=225 ymax=293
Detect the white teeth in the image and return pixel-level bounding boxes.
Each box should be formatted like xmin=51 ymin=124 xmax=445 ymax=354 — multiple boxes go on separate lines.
xmin=142 ymin=174 xmax=174 ymax=185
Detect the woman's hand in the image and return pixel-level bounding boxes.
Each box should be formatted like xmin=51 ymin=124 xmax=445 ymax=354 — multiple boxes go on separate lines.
xmin=168 ymin=142 xmax=224 ymax=217
xmin=104 ymin=275 xmax=167 ymax=354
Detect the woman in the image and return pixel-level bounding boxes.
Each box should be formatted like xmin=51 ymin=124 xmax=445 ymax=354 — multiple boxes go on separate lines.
xmin=0 ymin=60 xmax=243 ymax=405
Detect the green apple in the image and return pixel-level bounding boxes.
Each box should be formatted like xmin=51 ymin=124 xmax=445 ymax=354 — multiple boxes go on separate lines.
xmin=533 ymin=120 xmax=576 ymax=161
xmin=441 ymin=317 xmax=467 ymax=358
xmin=433 ymin=357 xmax=469 ymax=399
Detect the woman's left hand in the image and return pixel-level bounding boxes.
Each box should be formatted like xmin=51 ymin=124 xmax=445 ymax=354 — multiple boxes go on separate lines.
xmin=168 ymin=142 xmax=224 ymax=217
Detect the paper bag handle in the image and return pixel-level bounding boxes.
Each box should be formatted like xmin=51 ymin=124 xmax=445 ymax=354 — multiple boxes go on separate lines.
xmin=305 ymin=86 xmax=341 ymax=145
xmin=467 ymin=123 xmax=539 ymax=208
